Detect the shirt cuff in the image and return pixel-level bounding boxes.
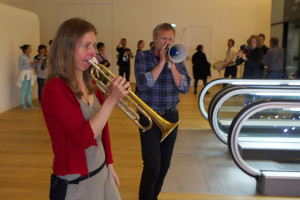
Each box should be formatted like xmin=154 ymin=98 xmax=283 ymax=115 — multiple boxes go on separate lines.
xmin=145 ymin=71 xmax=155 ymax=87
xmin=179 ymin=75 xmax=188 ymax=91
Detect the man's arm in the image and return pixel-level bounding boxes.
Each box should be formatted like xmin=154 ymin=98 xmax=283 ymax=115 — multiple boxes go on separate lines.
xmin=263 ymin=50 xmax=271 ymax=66
xmin=134 ymin=51 xmax=155 ymax=92
xmin=171 ymin=62 xmax=191 ymax=94
xmin=127 ymin=49 xmax=134 ymax=58
xmin=225 ymin=49 xmax=237 ymax=66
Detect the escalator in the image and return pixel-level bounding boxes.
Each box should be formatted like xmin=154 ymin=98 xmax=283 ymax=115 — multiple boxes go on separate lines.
xmin=227 ymin=100 xmax=300 ymax=196
xmin=198 ymin=78 xmax=300 ymax=120
xmin=207 ymin=85 xmax=300 ymax=144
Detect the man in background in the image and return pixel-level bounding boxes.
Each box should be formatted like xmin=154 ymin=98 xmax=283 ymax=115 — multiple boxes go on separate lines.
xmin=116 ymin=38 xmax=134 ymax=81
xmin=263 ymin=37 xmax=284 ymax=79
xmin=223 ymin=39 xmax=237 ymax=79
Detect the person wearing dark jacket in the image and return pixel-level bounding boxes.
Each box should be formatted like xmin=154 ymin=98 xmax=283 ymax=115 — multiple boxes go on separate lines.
xmin=116 ymin=38 xmax=134 ymax=81
xmin=236 ymin=35 xmax=264 ymax=79
xmin=237 ymin=35 xmax=264 ymax=106
xmin=263 ymin=37 xmax=284 ymax=79
xmin=192 ymin=45 xmax=211 ymax=94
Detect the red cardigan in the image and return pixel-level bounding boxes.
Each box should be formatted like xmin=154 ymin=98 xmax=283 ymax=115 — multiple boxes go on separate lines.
xmin=41 ymin=77 xmax=113 ymax=177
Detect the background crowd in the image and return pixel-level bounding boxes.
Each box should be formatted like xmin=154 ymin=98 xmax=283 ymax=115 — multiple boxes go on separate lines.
xmin=18 ymin=31 xmax=298 ymax=110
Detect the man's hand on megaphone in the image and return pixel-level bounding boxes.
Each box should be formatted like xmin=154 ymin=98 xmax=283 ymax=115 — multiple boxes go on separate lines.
xmin=159 ymin=43 xmax=169 ymax=65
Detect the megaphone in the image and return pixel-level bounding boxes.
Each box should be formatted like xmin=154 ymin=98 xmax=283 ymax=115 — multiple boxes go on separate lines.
xmin=167 ymin=43 xmax=187 ymax=63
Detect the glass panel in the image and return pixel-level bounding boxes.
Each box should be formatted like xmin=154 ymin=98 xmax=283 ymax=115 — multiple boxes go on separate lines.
xmin=286 ymin=21 xmax=300 ymax=77
xmin=238 ymin=108 xmax=300 ymax=172
xmin=215 ymin=88 xmax=300 ymax=143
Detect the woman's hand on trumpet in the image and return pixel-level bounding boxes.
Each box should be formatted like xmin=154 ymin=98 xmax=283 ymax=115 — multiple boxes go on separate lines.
xmin=106 ymin=76 xmax=131 ymax=105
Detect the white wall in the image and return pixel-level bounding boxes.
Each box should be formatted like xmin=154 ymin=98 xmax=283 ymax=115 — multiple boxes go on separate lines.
xmin=33 ymin=0 xmax=271 ymax=82
xmin=0 ymin=0 xmax=272 ymax=111
xmin=0 ymin=3 xmax=39 ymax=113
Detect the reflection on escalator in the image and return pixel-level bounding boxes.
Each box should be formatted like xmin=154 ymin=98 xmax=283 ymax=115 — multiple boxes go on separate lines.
xmin=228 ymin=101 xmax=300 ymax=196
xmin=238 ymin=109 xmax=300 ymax=172
xmin=215 ymin=89 xmax=300 ymax=144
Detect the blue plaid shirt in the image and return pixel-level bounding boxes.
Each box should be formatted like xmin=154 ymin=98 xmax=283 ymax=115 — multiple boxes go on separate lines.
xmin=134 ymin=49 xmax=191 ymax=113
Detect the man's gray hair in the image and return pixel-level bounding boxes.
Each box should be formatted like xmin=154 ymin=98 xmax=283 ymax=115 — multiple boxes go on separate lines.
xmin=153 ymin=23 xmax=175 ymax=39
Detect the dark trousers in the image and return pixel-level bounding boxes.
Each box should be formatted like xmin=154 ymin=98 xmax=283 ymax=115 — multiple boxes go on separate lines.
xmin=224 ymin=65 xmax=237 ymax=78
xmin=223 ymin=65 xmax=237 ymax=87
xmin=119 ymin=66 xmax=130 ymax=81
xmin=266 ymin=70 xmax=282 ymax=79
xmin=139 ymin=111 xmax=179 ymax=200
xmin=37 ymin=78 xmax=45 ymax=103
xmin=194 ymin=78 xmax=207 ymax=93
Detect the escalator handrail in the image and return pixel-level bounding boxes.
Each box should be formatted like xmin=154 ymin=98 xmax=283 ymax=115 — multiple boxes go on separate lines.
xmin=209 ymin=86 xmax=300 ymax=144
xmin=227 ymin=99 xmax=300 ymax=178
xmin=198 ymin=78 xmax=300 ymax=120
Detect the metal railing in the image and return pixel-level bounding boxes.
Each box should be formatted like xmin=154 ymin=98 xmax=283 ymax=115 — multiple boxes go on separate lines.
xmin=208 ymin=86 xmax=300 ymax=144
xmin=199 ymin=79 xmax=300 ymax=120
xmin=227 ymin=100 xmax=300 ymax=178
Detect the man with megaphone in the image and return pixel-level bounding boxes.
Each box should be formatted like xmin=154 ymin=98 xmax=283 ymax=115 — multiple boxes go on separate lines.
xmin=134 ymin=23 xmax=191 ymax=200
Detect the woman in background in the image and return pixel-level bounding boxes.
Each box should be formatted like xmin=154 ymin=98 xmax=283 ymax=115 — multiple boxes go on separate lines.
xmin=96 ymin=42 xmax=110 ymax=69
xmin=17 ymin=44 xmax=37 ymax=110
xmin=192 ymin=44 xmax=211 ymax=94
xmin=34 ymin=44 xmax=48 ymax=103
xmin=136 ymin=40 xmax=145 ymax=53
xmin=236 ymin=35 xmax=264 ymax=79
xmin=236 ymin=35 xmax=264 ymax=106
xmin=95 ymin=42 xmax=111 ymax=85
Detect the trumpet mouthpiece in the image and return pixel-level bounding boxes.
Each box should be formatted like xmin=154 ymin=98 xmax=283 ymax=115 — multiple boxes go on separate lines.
xmin=89 ymin=57 xmax=98 ymax=65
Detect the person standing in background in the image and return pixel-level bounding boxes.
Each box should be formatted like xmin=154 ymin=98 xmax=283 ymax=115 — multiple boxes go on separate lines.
xmin=33 ymin=44 xmax=48 ymax=103
xmin=17 ymin=44 xmax=37 ymax=110
xmin=96 ymin=42 xmax=110 ymax=69
xmin=223 ymin=39 xmax=237 ymax=80
xmin=258 ymin=33 xmax=269 ymax=78
xmin=96 ymin=42 xmax=111 ymax=85
xmin=263 ymin=37 xmax=284 ymax=79
xmin=236 ymin=35 xmax=264 ymax=79
xmin=236 ymin=35 xmax=264 ymax=106
xmin=258 ymin=33 xmax=269 ymax=55
xmin=135 ymin=23 xmax=191 ymax=200
xmin=137 ymin=40 xmax=145 ymax=54
xmin=149 ymin=41 xmax=155 ymax=49
xmin=116 ymin=38 xmax=134 ymax=81
xmin=192 ymin=44 xmax=211 ymax=94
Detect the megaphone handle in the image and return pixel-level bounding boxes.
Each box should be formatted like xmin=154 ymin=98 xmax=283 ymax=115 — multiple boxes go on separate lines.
xmin=168 ymin=61 xmax=171 ymax=69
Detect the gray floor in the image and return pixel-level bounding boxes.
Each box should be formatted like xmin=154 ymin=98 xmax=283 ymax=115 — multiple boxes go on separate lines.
xmin=162 ymin=129 xmax=258 ymax=195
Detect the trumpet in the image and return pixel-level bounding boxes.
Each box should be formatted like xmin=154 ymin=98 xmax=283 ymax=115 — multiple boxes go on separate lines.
xmin=88 ymin=57 xmax=179 ymax=142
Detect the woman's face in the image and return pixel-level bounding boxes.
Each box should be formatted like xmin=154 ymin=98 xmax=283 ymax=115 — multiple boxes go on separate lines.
xmin=25 ymin=46 xmax=32 ymax=54
xmin=139 ymin=41 xmax=145 ymax=50
xmin=100 ymin=45 xmax=105 ymax=51
xmin=39 ymin=47 xmax=46 ymax=55
xmin=74 ymin=31 xmax=96 ymax=72
xmin=250 ymin=38 xmax=257 ymax=49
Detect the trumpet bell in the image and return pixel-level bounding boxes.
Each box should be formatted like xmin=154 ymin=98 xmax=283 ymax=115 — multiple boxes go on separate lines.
xmin=160 ymin=120 xmax=179 ymax=143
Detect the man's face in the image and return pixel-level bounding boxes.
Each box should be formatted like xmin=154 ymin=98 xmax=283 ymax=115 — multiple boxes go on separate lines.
xmin=121 ymin=39 xmax=127 ymax=47
xmin=227 ymin=40 xmax=233 ymax=48
xmin=153 ymin=30 xmax=175 ymax=52
xmin=259 ymin=36 xmax=265 ymax=44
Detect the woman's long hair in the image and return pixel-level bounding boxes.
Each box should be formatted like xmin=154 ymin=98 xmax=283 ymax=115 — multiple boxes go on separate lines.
xmin=247 ymin=35 xmax=262 ymax=49
xmin=47 ymin=18 xmax=97 ymax=97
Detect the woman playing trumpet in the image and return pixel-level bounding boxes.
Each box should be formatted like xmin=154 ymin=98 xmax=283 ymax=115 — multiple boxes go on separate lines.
xmin=41 ymin=18 xmax=130 ymax=200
